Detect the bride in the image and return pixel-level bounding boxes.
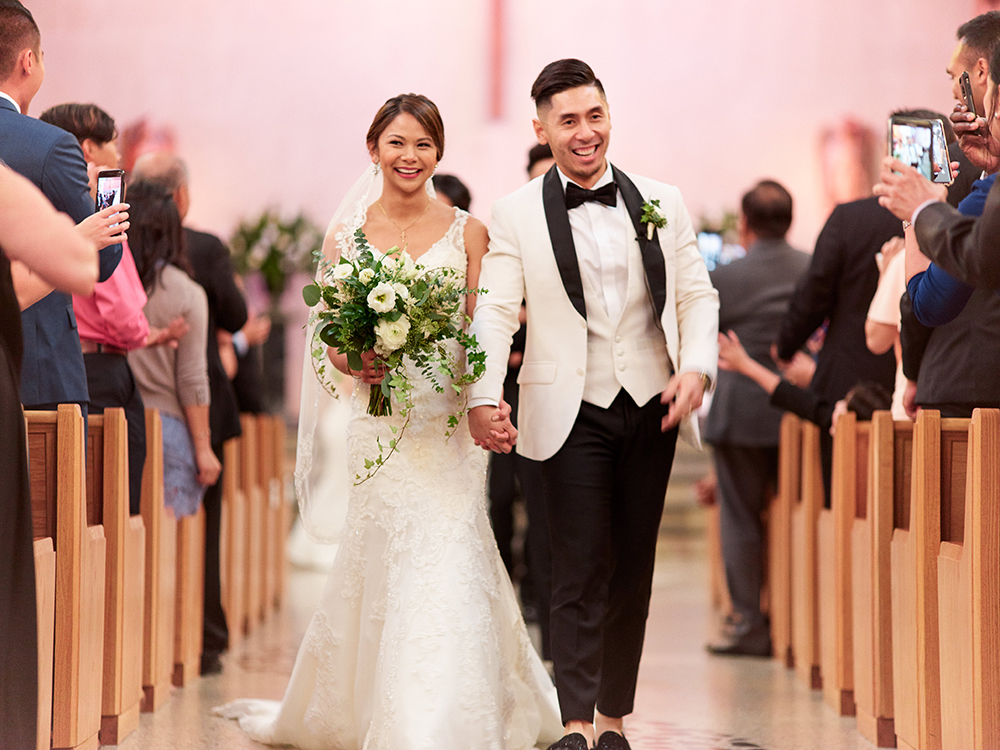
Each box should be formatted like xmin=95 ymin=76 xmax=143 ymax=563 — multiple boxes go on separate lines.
xmin=216 ymin=93 xmax=562 ymax=749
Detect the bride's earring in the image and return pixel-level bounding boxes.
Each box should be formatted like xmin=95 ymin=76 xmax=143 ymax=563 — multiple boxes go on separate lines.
xmin=373 ymin=163 xmax=381 ymax=176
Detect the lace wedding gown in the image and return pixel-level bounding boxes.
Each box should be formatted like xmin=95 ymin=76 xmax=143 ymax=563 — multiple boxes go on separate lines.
xmin=216 ymin=208 xmax=562 ymax=750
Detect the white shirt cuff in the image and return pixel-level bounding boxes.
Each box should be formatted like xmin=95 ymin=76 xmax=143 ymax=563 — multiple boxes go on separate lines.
xmin=467 ymin=396 xmax=499 ymax=410
xmin=911 ymin=199 xmax=940 ymax=226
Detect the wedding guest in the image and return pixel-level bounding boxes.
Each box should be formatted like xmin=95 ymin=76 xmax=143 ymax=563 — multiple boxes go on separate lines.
xmin=39 ymin=102 xmax=188 ymax=514
xmin=126 ymin=180 xmax=220 ymax=517
xmin=432 ymin=172 xmax=471 ymax=211
xmin=0 ymin=166 xmax=98 ymax=750
xmin=704 ymin=180 xmax=809 ymax=657
xmin=864 ymin=236 xmax=909 ymax=419
xmin=132 ymin=151 xmax=248 ymax=675
xmin=0 ymin=0 xmax=122 ymax=419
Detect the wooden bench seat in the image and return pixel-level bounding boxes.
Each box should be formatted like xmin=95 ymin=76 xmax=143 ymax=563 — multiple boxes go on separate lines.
xmin=27 ymin=404 xmax=106 ymax=750
xmin=85 ymin=408 xmax=145 ymax=744
xmin=792 ymin=420 xmax=824 ymax=690
xmin=769 ymin=412 xmax=801 ymax=668
xmin=853 ymin=412 xmax=911 ymax=747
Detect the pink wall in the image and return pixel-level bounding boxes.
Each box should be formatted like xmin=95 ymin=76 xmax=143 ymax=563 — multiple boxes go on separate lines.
xmin=34 ymin=0 xmax=977 ymax=251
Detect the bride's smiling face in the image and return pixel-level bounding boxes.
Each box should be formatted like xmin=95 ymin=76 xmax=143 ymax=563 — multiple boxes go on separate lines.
xmin=371 ymin=113 xmax=438 ymax=193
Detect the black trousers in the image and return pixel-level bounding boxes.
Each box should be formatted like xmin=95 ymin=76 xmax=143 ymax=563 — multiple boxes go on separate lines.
xmin=83 ymin=352 xmax=146 ymax=515
xmin=541 ymin=390 xmax=678 ymax=723
xmin=202 ymin=441 xmax=228 ymax=657
xmin=712 ymin=443 xmax=778 ymax=630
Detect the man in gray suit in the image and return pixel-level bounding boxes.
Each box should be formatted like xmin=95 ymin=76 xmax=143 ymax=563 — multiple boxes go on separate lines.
xmin=703 ymin=180 xmax=809 ymax=656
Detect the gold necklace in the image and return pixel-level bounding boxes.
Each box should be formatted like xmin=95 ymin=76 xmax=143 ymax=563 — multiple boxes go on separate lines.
xmin=377 ymin=198 xmax=431 ymax=250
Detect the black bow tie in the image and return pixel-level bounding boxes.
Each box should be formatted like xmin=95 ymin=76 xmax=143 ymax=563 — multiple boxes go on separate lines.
xmin=564 ymin=181 xmax=617 ymax=210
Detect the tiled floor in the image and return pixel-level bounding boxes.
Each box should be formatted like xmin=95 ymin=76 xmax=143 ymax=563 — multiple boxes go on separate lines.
xmin=115 ymin=444 xmax=877 ymax=749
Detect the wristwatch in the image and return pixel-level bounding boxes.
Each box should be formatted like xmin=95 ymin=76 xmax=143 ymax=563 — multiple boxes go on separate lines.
xmin=697 ymin=371 xmax=713 ymax=393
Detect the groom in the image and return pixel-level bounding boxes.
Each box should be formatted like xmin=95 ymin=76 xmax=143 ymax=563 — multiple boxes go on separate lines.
xmin=469 ymin=59 xmax=719 ymax=750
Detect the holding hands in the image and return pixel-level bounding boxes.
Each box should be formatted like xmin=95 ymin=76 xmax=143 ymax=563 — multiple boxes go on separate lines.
xmin=469 ymin=401 xmax=517 ymax=454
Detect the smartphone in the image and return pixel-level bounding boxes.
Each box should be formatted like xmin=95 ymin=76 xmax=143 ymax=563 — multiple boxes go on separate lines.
xmin=95 ymin=169 xmax=125 ymax=212
xmin=959 ymin=70 xmax=986 ymax=137
xmin=887 ymin=116 xmax=955 ymax=185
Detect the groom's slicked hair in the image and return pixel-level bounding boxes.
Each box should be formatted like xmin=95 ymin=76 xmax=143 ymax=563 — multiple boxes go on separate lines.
xmin=0 ymin=1 xmax=39 ymax=82
xmin=367 ymin=93 xmax=445 ymax=161
xmin=531 ymin=59 xmax=605 ymax=111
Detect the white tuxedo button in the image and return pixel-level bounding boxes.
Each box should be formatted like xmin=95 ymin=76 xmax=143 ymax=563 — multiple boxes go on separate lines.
xmin=619 ymin=364 xmax=626 ymax=371
xmin=616 ymin=348 xmax=624 ymax=356
xmin=577 ymin=368 xmax=584 ymax=376
xmin=579 ymin=320 xmax=587 ymax=329
xmin=615 ymin=335 xmax=622 ymax=342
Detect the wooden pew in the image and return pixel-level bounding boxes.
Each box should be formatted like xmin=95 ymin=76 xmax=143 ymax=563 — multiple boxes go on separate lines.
xmin=936 ymin=409 xmax=1000 ymax=749
xmin=220 ymin=437 xmax=246 ymax=651
xmin=140 ymin=408 xmax=177 ymax=712
xmin=818 ymin=412 xmax=867 ymax=715
xmin=792 ymin=419 xmax=824 ymax=690
xmin=769 ymin=412 xmax=801 ymax=668
xmin=272 ymin=416 xmax=290 ymax=610
xmin=85 ymin=409 xmax=145 ymax=744
xmin=854 ymin=412 xmax=911 ymax=747
xmin=34 ymin=534 xmax=55 ymax=750
xmin=258 ymin=415 xmax=278 ymax=615
xmin=240 ymin=415 xmax=264 ymax=632
xmin=892 ymin=411 xmax=968 ymax=750
xmin=172 ymin=506 xmax=205 ymax=686
xmin=27 ymin=405 xmax=107 ymax=750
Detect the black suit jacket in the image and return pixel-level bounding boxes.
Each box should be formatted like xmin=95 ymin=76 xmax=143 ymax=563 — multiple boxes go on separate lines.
xmin=915 ymin=174 xmax=1000 ymax=289
xmin=777 ymin=197 xmax=899 ymax=401
xmin=0 ymin=97 xmax=122 ymax=406
xmin=705 ymin=239 xmax=810 ymax=446
xmin=184 ymin=227 xmax=248 ymax=444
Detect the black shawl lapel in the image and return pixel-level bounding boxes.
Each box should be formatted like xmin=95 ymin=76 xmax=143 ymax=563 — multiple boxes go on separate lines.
xmin=613 ymin=165 xmax=667 ymax=322
xmin=542 ymin=165 xmax=587 ymax=320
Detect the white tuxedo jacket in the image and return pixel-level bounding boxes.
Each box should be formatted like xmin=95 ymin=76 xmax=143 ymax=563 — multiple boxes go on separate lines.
xmin=469 ymin=165 xmax=719 ymax=461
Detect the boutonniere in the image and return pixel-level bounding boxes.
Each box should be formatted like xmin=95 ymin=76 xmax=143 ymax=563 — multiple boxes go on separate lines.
xmin=640 ymin=199 xmax=667 ymax=240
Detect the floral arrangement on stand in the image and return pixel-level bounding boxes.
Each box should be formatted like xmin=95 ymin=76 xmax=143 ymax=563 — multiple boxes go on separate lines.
xmin=229 ymin=209 xmax=324 ymax=305
xmin=303 ymin=229 xmax=486 ymax=483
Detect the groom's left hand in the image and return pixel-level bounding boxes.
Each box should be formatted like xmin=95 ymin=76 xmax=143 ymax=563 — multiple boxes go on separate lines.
xmin=660 ymin=372 xmax=706 ymax=432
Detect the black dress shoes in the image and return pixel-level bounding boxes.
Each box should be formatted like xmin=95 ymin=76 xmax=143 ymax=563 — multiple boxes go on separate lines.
xmin=596 ymin=730 xmax=631 ymax=750
xmin=546 ymin=733 xmax=591 ymax=750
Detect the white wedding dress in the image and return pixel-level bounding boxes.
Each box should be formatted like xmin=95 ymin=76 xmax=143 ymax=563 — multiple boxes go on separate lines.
xmin=216 ymin=208 xmax=562 ymax=750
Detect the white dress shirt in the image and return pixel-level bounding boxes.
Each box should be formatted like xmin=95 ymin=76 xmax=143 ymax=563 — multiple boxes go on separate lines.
xmin=557 ymin=164 xmax=631 ymax=324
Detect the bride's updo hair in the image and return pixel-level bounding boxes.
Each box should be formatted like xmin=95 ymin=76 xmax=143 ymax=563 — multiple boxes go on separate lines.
xmin=366 ymin=94 xmax=445 ymax=161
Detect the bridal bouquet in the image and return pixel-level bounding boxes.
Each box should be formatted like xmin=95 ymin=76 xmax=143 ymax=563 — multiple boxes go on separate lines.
xmin=302 ymin=229 xmax=486 ymax=480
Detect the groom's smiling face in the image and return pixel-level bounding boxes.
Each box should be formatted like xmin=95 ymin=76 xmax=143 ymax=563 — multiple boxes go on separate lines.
xmin=533 ymin=85 xmax=611 ymax=189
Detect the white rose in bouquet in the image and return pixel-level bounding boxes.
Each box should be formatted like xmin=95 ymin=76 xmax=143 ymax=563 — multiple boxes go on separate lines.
xmin=332 ymin=263 xmax=353 ymax=281
xmin=374 ymin=315 xmax=410 ymax=355
xmin=367 ymin=282 xmax=397 ymax=313
xmin=381 ymin=255 xmax=398 ymax=273
xmin=393 ymin=282 xmax=409 ymax=301
xmin=359 ymin=268 xmax=376 ymax=284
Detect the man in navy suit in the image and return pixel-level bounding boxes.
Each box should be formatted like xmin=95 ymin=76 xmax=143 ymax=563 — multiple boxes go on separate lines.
xmin=0 ymin=1 xmax=121 ymax=413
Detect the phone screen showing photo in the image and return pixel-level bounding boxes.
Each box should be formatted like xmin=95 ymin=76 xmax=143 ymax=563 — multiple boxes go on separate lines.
xmin=96 ymin=173 xmax=123 ymax=212
xmin=890 ymin=119 xmax=952 ymax=184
